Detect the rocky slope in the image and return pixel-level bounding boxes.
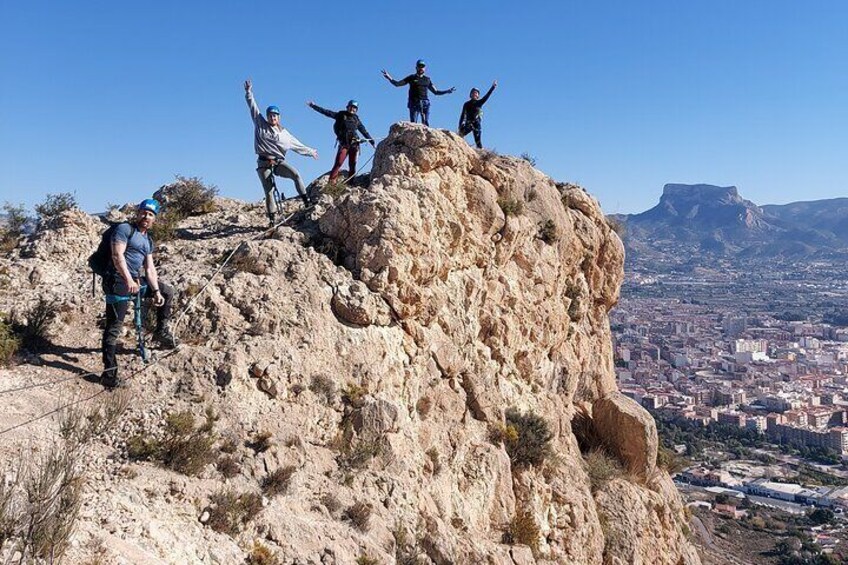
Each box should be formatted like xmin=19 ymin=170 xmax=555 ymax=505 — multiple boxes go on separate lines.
xmin=0 ymin=123 xmax=699 ymax=564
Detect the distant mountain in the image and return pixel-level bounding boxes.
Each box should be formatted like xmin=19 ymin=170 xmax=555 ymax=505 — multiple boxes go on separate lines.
xmin=615 ymin=184 xmax=848 ymax=264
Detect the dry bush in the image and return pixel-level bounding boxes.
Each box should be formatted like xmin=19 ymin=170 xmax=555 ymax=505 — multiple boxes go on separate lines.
xmin=1 ymin=443 xmax=83 ymax=562
xmin=216 ymin=456 xmax=241 ymax=479
xmin=538 ymin=219 xmax=558 ymax=244
xmin=503 ymin=509 xmax=540 ymax=554
xmin=159 ymin=175 xmax=218 ymax=217
xmin=416 ymin=396 xmax=433 ymax=419
xmin=247 ymin=431 xmax=274 ymax=454
xmin=35 ymin=192 xmax=78 ymax=221
xmin=0 ymin=313 xmax=20 ymax=366
xmin=127 ymin=410 xmax=216 ymax=476
xmin=394 ymin=524 xmax=425 ymax=565
xmin=262 ymin=465 xmax=296 ymax=497
xmin=495 ymin=408 xmax=553 ymax=469
xmin=341 ymin=382 xmax=367 ymax=408
xmin=344 ymin=501 xmax=372 ymax=532
xmin=425 ymin=447 xmax=442 ymax=475
xmin=59 ymin=391 xmax=131 ymax=445
xmin=309 ymin=374 xmax=337 ymax=403
xmin=321 ymin=493 xmax=342 ymax=515
xmin=148 ymin=211 xmax=181 ymax=243
xmin=584 ymin=449 xmax=625 ymax=492
xmin=355 ymin=555 xmax=379 ymax=565
xmin=219 ymin=436 xmax=239 ymax=454
xmin=14 ymin=297 xmax=62 ymax=352
xmin=519 ymin=153 xmax=537 ymax=167
xmin=338 ymin=438 xmax=382 ymax=471
xmin=247 ymin=540 xmax=281 ymax=565
xmin=206 ymin=489 xmax=262 ymax=537
xmin=497 ymin=197 xmax=524 ymax=217
xmin=657 ymin=444 xmax=686 ymax=474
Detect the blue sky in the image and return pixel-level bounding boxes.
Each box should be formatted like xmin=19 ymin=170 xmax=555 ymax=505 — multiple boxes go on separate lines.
xmin=1 ymin=1 xmax=846 ymax=214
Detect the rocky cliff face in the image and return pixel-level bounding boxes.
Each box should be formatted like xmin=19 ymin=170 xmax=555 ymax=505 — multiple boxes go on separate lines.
xmin=0 ymin=124 xmax=699 ymax=564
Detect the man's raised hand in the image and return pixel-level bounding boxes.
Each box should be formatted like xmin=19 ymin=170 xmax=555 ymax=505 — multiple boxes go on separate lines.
xmin=244 ymin=79 xmax=252 ymax=92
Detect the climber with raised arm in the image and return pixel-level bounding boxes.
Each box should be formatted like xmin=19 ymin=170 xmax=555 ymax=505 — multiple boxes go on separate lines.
xmin=307 ymin=99 xmax=375 ymax=184
xmin=381 ymin=59 xmax=455 ymax=126
xmin=459 ymin=81 xmax=498 ymax=149
xmin=244 ymin=79 xmax=318 ymax=222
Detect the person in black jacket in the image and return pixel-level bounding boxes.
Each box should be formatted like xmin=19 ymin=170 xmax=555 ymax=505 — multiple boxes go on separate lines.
xmin=381 ymin=59 xmax=455 ymax=126
xmin=307 ymin=99 xmax=375 ymax=183
xmin=459 ymin=81 xmax=497 ymax=149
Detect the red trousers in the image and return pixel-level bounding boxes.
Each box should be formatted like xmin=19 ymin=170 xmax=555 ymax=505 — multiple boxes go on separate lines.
xmin=329 ymin=143 xmax=359 ymax=182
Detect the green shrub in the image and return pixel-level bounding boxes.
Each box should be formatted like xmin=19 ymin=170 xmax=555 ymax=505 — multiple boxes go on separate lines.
xmin=147 ymin=210 xmax=181 ymax=243
xmin=35 ymin=192 xmax=77 ymax=221
xmin=497 ymin=197 xmax=524 ymax=217
xmin=262 ymin=465 xmax=296 ymax=497
xmin=500 ymin=408 xmax=553 ymax=468
xmin=127 ymin=410 xmax=216 ymax=476
xmin=206 ymin=489 xmax=262 ymax=536
xmin=538 ymin=219 xmax=558 ymax=244
xmin=322 ymin=181 xmax=347 ymax=200
xmin=0 ymin=314 xmax=20 ymax=366
xmin=0 ymin=203 xmax=31 ymax=253
xmin=503 ymin=509 xmax=539 ymax=553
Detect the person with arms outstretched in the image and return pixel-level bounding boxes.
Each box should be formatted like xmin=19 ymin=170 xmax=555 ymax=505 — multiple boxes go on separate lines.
xmin=381 ymin=60 xmax=455 ymax=126
xmin=459 ymin=81 xmax=497 ymax=149
xmin=244 ymin=79 xmax=318 ymax=222
xmin=307 ymin=99 xmax=375 ymax=184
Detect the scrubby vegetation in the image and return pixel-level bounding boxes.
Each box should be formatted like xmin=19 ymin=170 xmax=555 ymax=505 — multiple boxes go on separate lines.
xmin=148 ymin=175 xmax=218 ymax=242
xmin=520 ymin=152 xmax=537 ymax=166
xmin=497 ymin=197 xmax=524 ymax=217
xmin=247 ymin=540 xmax=281 ymax=565
xmin=491 ymin=408 xmax=553 ymax=468
xmin=0 ymin=313 xmax=20 ymax=366
xmin=126 ymin=410 xmax=217 ymax=476
xmin=503 ymin=508 xmax=540 ymax=554
xmin=246 ymin=431 xmax=274 ymax=454
xmin=262 ymin=465 xmax=296 ymax=497
xmin=0 ymin=202 xmax=31 ymax=253
xmin=206 ymin=489 xmax=262 ymax=536
xmin=35 ymin=192 xmax=78 ymax=221
xmin=538 ymin=219 xmax=558 ymax=244
xmin=584 ymin=449 xmax=626 ymax=492
xmin=344 ymin=501 xmax=372 ymax=532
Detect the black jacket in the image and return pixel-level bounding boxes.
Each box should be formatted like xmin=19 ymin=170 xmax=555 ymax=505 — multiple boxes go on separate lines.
xmin=459 ymin=84 xmax=496 ymax=127
xmin=309 ymin=103 xmax=372 ymax=146
xmin=390 ymin=73 xmax=451 ymax=102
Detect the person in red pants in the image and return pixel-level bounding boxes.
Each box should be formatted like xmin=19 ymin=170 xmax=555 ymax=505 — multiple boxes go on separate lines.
xmin=307 ymin=99 xmax=375 ymax=183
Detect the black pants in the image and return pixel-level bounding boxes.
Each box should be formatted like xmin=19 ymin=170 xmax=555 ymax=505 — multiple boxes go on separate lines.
xmin=102 ymin=275 xmax=174 ymax=377
xmin=460 ymin=120 xmax=483 ymax=149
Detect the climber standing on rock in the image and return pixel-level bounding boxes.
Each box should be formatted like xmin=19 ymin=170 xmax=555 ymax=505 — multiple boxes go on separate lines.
xmin=244 ymin=79 xmax=318 ymax=220
xmin=307 ymin=99 xmax=375 ymax=184
xmin=381 ymin=60 xmax=455 ymax=126
xmin=459 ymin=81 xmax=497 ymax=149
xmin=100 ymin=199 xmax=177 ymax=389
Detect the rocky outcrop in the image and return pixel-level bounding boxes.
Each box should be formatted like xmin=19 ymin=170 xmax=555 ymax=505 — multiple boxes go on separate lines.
xmin=0 ymin=123 xmax=699 ymax=564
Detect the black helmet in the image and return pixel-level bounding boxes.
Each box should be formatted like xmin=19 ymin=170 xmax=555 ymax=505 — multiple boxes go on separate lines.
xmin=470 ymin=87 xmax=480 ymax=96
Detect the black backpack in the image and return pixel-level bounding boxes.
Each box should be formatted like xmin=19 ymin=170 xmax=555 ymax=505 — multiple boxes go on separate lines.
xmin=88 ymin=222 xmax=135 ymax=277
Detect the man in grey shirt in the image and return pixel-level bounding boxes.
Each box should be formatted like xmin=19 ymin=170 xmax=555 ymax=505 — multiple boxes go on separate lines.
xmin=245 ymin=79 xmax=318 ymax=223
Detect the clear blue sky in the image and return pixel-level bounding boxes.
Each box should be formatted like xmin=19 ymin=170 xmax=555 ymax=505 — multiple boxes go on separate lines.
xmin=1 ymin=1 xmax=846 ymax=214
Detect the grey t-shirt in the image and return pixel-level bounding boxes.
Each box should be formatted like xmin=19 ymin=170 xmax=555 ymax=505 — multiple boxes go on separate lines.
xmin=111 ymin=223 xmax=152 ymax=278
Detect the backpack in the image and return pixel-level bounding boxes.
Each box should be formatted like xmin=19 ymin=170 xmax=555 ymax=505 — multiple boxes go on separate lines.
xmin=88 ymin=222 xmax=135 ymax=277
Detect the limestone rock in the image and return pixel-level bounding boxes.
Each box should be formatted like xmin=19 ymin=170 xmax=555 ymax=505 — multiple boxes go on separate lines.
xmin=593 ymin=392 xmax=658 ymax=479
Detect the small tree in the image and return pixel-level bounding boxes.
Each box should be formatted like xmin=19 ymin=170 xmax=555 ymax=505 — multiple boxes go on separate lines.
xmin=34 ymin=193 xmax=78 ymax=221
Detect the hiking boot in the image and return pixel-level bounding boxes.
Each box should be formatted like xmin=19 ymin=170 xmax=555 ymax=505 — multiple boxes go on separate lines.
xmin=154 ymin=325 xmax=178 ymax=349
xmin=101 ymin=371 xmax=123 ymax=390
xmin=268 ymin=213 xmax=277 ymax=227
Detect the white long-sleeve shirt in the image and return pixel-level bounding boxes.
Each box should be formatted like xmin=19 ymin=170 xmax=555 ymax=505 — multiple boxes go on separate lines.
xmin=246 ymin=90 xmax=317 ymax=160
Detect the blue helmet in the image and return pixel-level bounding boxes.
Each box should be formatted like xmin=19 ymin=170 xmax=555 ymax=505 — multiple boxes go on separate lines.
xmin=416 ymin=59 xmax=426 ymax=68
xmin=266 ymin=105 xmax=280 ymax=115
xmin=347 ymin=99 xmax=359 ymax=109
xmin=138 ymin=198 xmax=161 ymax=215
